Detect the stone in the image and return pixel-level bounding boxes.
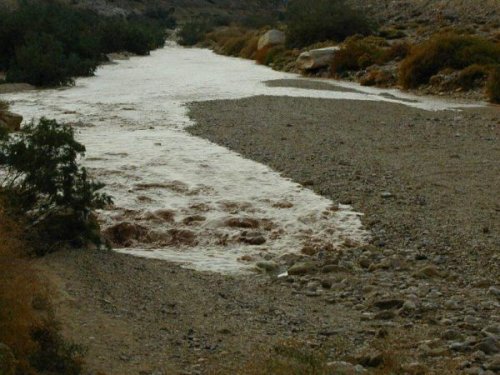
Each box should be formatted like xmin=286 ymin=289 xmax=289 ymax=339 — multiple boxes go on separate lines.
xmin=326 ymin=361 xmax=366 ymax=374
xmin=380 ymin=191 xmax=393 ymax=198
xmin=225 ymin=217 xmax=260 ymax=228
xmin=288 ymin=261 xmax=316 ymax=275
xmin=0 ymin=110 xmax=22 ymax=131
xmin=356 ymin=352 xmax=384 ymax=368
xmin=154 ymin=209 xmax=176 ymax=222
xmin=485 ymin=355 xmax=500 ymax=372
xmin=414 ymin=265 xmax=441 ymax=279
xmin=373 ymin=298 xmax=404 ymax=310
xmin=474 ymin=337 xmax=499 ymax=355
xmin=256 ymin=261 xmax=279 ymax=273
xmin=488 ymin=286 xmax=500 ymax=297
xmin=441 ymin=329 xmax=464 ymax=341
xmin=103 ymin=222 xmax=148 ymax=246
xmin=321 ymin=264 xmax=348 ymax=273
xmin=240 ymin=234 xmax=266 ymax=245
xmin=296 ymin=47 xmax=339 ymax=70
xmin=400 ymin=300 xmax=417 ymax=314
xmin=0 ymin=343 xmax=16 ymax=375
xmin=358 ymin=257 xmax=371 ymax=269
xmin=374 ymin=310 xmax=396 ymax=320
xmin=257 ymin=29 xmax=285 ymax=50
xmin=321 ymin=279 xmax=333 ymax=289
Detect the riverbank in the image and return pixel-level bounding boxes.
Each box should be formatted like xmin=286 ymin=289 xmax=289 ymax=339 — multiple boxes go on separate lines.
xmin=186 ymin=89 xmax=500 ymax=372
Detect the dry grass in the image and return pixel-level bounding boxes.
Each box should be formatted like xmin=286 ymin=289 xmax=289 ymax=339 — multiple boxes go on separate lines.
xmin=0 ymin=199 xmax=43 ymax=371
xmin=486 ymin=65 xmax=500 ymax=103
xmin=0 ymin=197 xmax=83 ymax=374
xmin=399 ymin=32 xmax=500 ymax=89
xmin=330 ymin=36 xmax=388 ymax=76
xmin=205 ymin=27 xmax=260 ymax=59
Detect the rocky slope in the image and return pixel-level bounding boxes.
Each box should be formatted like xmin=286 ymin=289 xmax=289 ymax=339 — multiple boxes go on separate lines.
xmin=350 ymin=0 xmax=499 ymax=29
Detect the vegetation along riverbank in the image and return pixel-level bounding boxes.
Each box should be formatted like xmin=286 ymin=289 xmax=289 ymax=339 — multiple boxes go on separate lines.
xmin=178 ymin=0 xmax=500 ymax=104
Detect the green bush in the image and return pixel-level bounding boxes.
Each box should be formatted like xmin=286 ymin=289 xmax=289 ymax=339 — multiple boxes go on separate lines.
xmin=399 ymin=32 xmax=500 ymax=89
xmin=285 ymin=0 xmax=374 ymax=48
xmin=0 ymin=118 xmax=112 ymax=253
xmin=486 ymin=66 xmax=500 ymax=103
xmin=6 ymin=33 xmax=86 ymax=87
xmin=0 ymin=1 xmax=166 ymax=86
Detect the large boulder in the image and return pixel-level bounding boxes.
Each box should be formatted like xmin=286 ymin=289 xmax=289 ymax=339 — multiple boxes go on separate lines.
xmin=296 ymin=47 xmax=339 ymax=71
xmin=257 ymin=29 xmax=285 ymax=50
xmin=0 ymin=111 xmax=23 ymax=131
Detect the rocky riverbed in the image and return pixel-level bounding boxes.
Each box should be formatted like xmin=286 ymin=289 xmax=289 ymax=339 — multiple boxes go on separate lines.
xmin=186 ymin=89 xmax=500 ymax=373
xmin=37 ymin=87 xmax=499 ymax=375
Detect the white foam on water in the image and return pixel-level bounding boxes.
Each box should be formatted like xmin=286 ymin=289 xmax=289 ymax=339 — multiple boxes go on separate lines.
xmin=1 ymin=43 xmax=481 ymax=273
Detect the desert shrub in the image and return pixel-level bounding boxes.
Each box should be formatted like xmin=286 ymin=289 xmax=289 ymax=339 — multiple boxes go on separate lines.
xmin=399 ymin=32 xmax=500 ymax=89
xmin=222 ymin=35 xmax=249 ymax=56
xmin=205 ymin=27 xmax=261 ymax=58
xmin=255 ymin=45 xmax=273 ymax=65
xmin=0 ymin=1 xmax=165 ymax=86
xmin=285 ymin=0 xmax=374 ymax=48
xmin=178 ymin=17 xmax=215 ymax=46
xmin=360 ymin=69 xmax=395 ymax=87
xmin=140 ymin=6 xmax=176 ymax=29
xmin=379 ymin=28 xmax=406 ymax=40
xmin=331 ymin=36 xmax=387 ymax=75
xmin=455 ymin=64 xmax=490 ymax=90
xmin=486 ymin=66 xmax=500 ymax=103
xmin=239 ymin=35 xmax=260 ymax=59
xmin=382 ymin=41 xmax=411 ymax=61
xmin=0 ymin=118 xmax=112 ymax=253
xmin=30 ymin=321 xmax=84 ymax=375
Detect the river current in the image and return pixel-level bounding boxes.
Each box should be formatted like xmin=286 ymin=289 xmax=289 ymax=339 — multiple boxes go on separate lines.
xmin=1 ymin=43 xmax=480 ymax=273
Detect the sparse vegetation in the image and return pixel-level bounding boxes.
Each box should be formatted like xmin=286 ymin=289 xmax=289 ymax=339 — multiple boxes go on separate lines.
xmin=285 ymin=0 xmax=374 ymax=48
xmin=0 ymin=200 xmax=84 ymax=374
xmin=0 ymin=1 xmax=167 ymax=86
xmin=330 ymin=36 xmax=388 ymax=76
xmin=0 ymin=118 xmax=112 ymax=254
xmin=399 ymin=32 xmax=500 ymax=89
xmin=234 ymin=341 xmax=330 ymax=375
xmin=486 ymin=65 xmax=500 ymax=103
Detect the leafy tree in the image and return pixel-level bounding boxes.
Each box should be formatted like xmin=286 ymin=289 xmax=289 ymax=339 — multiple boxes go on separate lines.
xmin=0 ymin=118 xmax=112 ymax=252
xmin=285 ymin=0 xmax=374 ymax=48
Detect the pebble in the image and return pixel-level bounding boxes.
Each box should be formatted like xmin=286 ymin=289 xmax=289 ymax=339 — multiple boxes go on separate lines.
xmin=288 ymin=262 xmax=316 ymax=275
xmin=373 ymin=298 xmax=404 ymax=310
xmin=256 ymin=261 xmax=279 ymax=273
xmin=414 ymin=265 xmax=441 ymax=279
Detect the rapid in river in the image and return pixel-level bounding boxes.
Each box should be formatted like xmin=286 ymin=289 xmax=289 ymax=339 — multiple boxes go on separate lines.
xmin=1 ymin=42 xmax=480 ymax=273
